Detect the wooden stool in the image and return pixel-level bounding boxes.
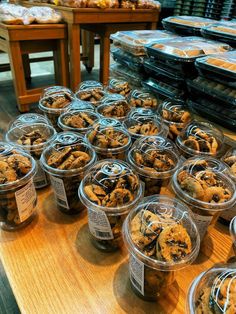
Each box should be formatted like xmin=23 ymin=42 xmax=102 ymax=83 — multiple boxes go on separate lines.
xmin=0 ymin=23 xmax=69 ymax=112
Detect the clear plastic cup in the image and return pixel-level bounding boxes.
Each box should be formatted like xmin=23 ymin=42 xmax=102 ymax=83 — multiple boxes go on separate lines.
xmin=86 ymin=125 xmax=131 ymax=160
xmin=230 ymin=216 xmax=236 ymax=253
xmin=68 ymin=99 xmax=95 ymax=112
xmin=58 ymin=110 xmax=100 ymax=135
xmin=75 ymin=88 xmax=106 ymax=107
xmin=123 ymin=111 xmax=168 ymax=142
xmin=40 ymin=132 xmax=96 ymax=215
xmin=128 ymin=89 xmax=160 ymax=110
xmin=40 ymin=85 xmax=73 ymax=99
xmin=93 ymin=117 xmax=123 ymax=129
xmin=9 ymin=113 xmax=51 ymax=129
xmin=123 ymin=195 xmax=200 ymax=301
xmin=0 ymin=149 xmax=37 ymax=231
xmin=127 ymin=136 xmax=180 ymax=196
xmin=39 ymin=88 xmax=75 ymax=131
xmin=171 ymin=156 xmax=236 ymax=241
xmin=76 ymin=80 xmax=103 ymax=92
xmin=96 ymin=99 xmax=131 ymax=121
xmin=0 ymin=142 xmax=21 ymax=156
xmin=101 ymin=93 xmax=126 ymax=105
xmin=187 ymin=263 xmax=236 ymax=314
xmin=6 ymin=123 xmax=57 ymax=189
xmin=79 ymin=159 xmax=143 ymax=252
xmin=176 ymin=121 xmax=225 ymax=159
xmin=107 ymin=78 xmax=132 ymax=98
xmin=158 ymin=101 xmax=192 ymax=141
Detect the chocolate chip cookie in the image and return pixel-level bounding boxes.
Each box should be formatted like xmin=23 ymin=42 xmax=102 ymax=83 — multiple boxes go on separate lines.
xmin=97 ymin=100 xmax=131 ymax=120
xmin=129 ymin=89 xmax=159 ymax=109
xmin=75 ymin=88 xmax=105 ymax=106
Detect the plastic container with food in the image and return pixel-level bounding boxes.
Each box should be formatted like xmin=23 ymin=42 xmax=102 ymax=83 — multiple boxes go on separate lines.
xmin=176 ymin=121 xmax=225 ymax=159
xmin=195 ymin=51 xmax=236 ymax=88
xmin=79 ymin=159 xmax=143 ymax=252
xmin=58 ymin=110 xmax=100 ymax=135
xmin=162 ymin=16 xmax=217 ymax=36
xmin=97 ymin=99 xmax=131 ymax=121
xmin=76 ymin=80 xmax=103 ymax=91
xmin=127 ymin=136 xmax=179 ymax=196
xmin=9 ymin=113 xmax=50 ymax=129
xmin=159 ymin=101 xmax=192 ymax=141
xmin=92 ymin=117 xmax=123 ymax=129
xmin=123 ymin=111 xmax=167 ymax=142
xmin=128 ymin=89 xmax=160 ymax=110
xmin=187 ymin=76 xmax=236 ymax=109
xmin=75 ymin=87 xmax=106 ymax=107
xmin=100 ymin=93 xmax=125 ymax=105
xmin=111 ymin=30 xmax=178 ymax=56
xmin=230 ymin=216 xmax=236 ymax=252
xmin=111 ymin=48 xmax=145 ymax=73
xmin=67 ymin=99 xmax=95 ymax=112
xmin=40 ymin=132 xmax=96 ymax=215
xmin=0 ymin=149 xmax=37 ymax=231
xmin=201 ymin=21 xmax=236 ymax=46
xmin=40 ymin=85 xmax=73 ymax=99
xmin=6 ymin=123 xmax=57 ymax=189
xmin=107 ymin=78 xmax=132 ymax=97
xmin=123 ymin=195 xmax=200 ymax=301
xmin=171 ymin=156 xmax=236 ymax=240
xmin=86 ymin=125 xmax=131 ymax=160
xmin=110 ymin=64 xmax=144 ymax=88
xmin=187 ymin=263 xmax=236 ymax=314
xmin=146 ymin=37 xmax=231 ymax=77
xmin=39 ymin=87 xmax=74 ymax=131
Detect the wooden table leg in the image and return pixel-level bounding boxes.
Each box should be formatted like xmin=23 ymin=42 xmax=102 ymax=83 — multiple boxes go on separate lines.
xmin=82 ymin=30 xmax=94 ymax=73
xmin=22 ymin=54 xmax=31 ymax=81
xmin=68 ymin=23 xmax=81 ymax=91
xmin=58 ymin=38 xmax=69 ymax=87
xmin=99 ymin=32 xmax=110 ymax=85
xmin=7 ymin=41 xmax=28 ymax=112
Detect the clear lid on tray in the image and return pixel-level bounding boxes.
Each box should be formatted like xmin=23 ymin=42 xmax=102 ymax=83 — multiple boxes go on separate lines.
xmin=196 ymin=51 xmax=236 ymax=78
xmin=111 ymin=30 xmax=178 ymax=56
xmin=163 ymin=15 xmax=217 ymax=29
xmin=201 ymin=20 xmax=236 ymax=38
xmin=146 ymin=37 xmax=231 ymax=62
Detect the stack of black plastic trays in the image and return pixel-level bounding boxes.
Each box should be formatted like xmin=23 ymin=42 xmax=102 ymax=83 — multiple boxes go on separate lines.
xmin=192 ymin=0 xmax=207 ymax=17
xmin=110 ymin=30 xmax=178 ymax=87
xmin=187 ymin=51 xmax=236 ymax=131
xmin=174 ymin=0 xmax=194 ymax=16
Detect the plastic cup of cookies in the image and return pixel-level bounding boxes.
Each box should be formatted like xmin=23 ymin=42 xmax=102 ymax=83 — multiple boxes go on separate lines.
xmin=123 ymin=195 xmax=200 ymax=301
xmin=68 ymin=100 xmax=96 ymax=112
xmin=100 ymin=93 xmax=126 ymax=105
xmin=40 ymin=132 xmax=96 ymax=215
xmin=6 ymin=123 xmax=57 ymax=189
xmin=106 ymin=78 xmax=132 ymax=98
xmin=158 ymin=101 xmax=192 ymax=141
xmin=96 ymin=99 xmax=131 ymax=122
xmin=57 ymin=110 xmax=100 ymax=135
xmin=0 ymin=148 xmax=37 ymax=231
xmin=86 ymin=125 xmax=131 ymax=160
xmin=229 ymin=216 xmax=236 ymax=252
xmin=176 ymin=121 xmax=225 ymax=159
xmin=128 ymin=89 xmax=160 ymax=111
xmin=186 ymin=263 xmax=236 ymax=314
xmin=171 ymin=156 xmax=236 ymax=241
xmin=75 ymin=81 xmax=105 ymax=107
xmin=79 ymin=159 xmax=143 ymax=252
xmin=123 ymin=110 xmax=168 ymax=142
xmin=38 ymin=88 xmax=75 ymax=131
xmin=40 ymin=85 xmax=73 ymax=99
xmin=9 ymin=113 xmax=51 ymax=129
xmin=127 ymin=136 xmax=180 ymax=196
xmin=92 ymin=117 xmax=123 ymax=129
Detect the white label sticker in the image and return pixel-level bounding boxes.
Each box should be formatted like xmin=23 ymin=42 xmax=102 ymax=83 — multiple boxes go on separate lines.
xmin=129 ymin=254 xmax=144 ymax=296
xmin=15 ymin=180 xmax=37 ymax=222
xmin=87 ymin=207 xmax=114 ymax=240
xmin=192 ymin=212 xmax=213 ymax=241
xmin=34 ymin=160 xmax=48 ymax=188
xmin=50 ymin=176 xmax=69 ymax=209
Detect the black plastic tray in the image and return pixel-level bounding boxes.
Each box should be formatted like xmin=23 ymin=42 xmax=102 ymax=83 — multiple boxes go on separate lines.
xmin=111 ymin=48 xmax=144 ymax=73
xmin=201 ymin=22 xmax=236 ymax=47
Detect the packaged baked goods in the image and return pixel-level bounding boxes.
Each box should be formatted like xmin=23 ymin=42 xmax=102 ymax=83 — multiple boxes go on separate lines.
xmin=123 ymin=110 xmax=167 ymax=142
xmin=187 ymin=76 xmax=236 ymax=109
xmin=59 ymin=0 xmax=87 ymax=8
xmin=123 ymin=195 xmax=200 ymax=301
xmin=79 ymin=159 xmax=143 ymax=252
xmin=0 ymin=4 xmax=34 ymax=25
xmin=128 ymin=89 xmax=160 ymax=110
xmin=28 ymin=7 xmax=62 ymax=24
xmin=230 ymin=216 xmax=236 ymax=250
xmin=41 ymin=85 xmax=73 ymax=99
xmin=127 ymin=136 xmax=179 ymax=196
xmin=86 ymin=125 xmax=131 ymax=160
xmin=76 ymin=80 xmax=103 ymax=92
xmin=40 ymin=132 xmax=96 ymax=215
xmin=75 ymin=89 xmax=106 ymax=107
xmin=6 ymin=123 xmax=56 ymax=189
xmin=111 ymin=48 xmax=145 ymax=73
xmin=187 ymin=263 xmax=236 ymax=314
xmin=101 ymin=93 xmax=125 ymax=105
xmin=162 ymin=16 xmax=217 ymax=36
xmin=136 ymin=0 xmax=161 ymax=9
xmin=107 ymin=78 xmax=131 ymax=97
xmin=39 ymin=88 xmax=75 ymax=131
xmin=87 ymin=0 xmax=119 ymax=8
xmin=195 ymin=51 xmax=236 ymax=88
xmin=171 ymin=156 xmax=236 ymax=240
xmin=201 ymin=21 xmax=236 ymax=47
xmin=176 ymin=121 xmax=225 ymax=159
xmin=110 ymin=64 xmax=145 ymax=88
xmin=9 ymin=113 xmax=51 ymax=129
xmin=58 ymin=110 xmax=100 ymax=135
xmin=97 ymin=99 xmax=131 ymax=121
xmin=159 ymin=101 xmax=192 ymax=141
xmin=111 ymin=30 xmax=178 ymax=56
xmin=0 ymin=148 xmax=37 ymax=231
xmin=68 ymin=100 xmax=95 ymax=112
xmin=93 ymin=117 xmax=123 ymax=128
xmin=223 ymin=148 xmax=236 ymax=183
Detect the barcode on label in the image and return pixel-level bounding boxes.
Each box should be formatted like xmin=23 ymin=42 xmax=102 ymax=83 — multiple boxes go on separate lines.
xmin=94 ymin=229 xmax=112 ymax=239
xmin=131 ymin=274 xmax=142 ymax=293
xmin=57 ymin=198 xmax=68 ymax=208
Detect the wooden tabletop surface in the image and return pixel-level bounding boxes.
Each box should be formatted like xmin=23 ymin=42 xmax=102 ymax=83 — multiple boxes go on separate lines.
xmin=0 ymin=186 xmax=234 ymax=314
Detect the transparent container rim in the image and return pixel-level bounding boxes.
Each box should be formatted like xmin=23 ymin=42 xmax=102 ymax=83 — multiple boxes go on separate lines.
xmin=38 ymin=97 xmax=74 ymax=113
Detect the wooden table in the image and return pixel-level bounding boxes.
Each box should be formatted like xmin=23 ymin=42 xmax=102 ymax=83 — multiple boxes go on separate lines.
xmin=23 ymin=2 xmax=160 ymax=90
xmin=0 ymin=23 xmax=69 ymax=112
xmin=0 ymin=187 xmax=234 ymax=314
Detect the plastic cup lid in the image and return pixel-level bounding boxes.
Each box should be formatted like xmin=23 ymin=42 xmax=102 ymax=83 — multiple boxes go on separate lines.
xmin=101 ymin=93 xmax=126 ymax=104
xmin=76 ymin=80 xmax=103 ymax=92
xmin=159 ymin=101 xmax=192 ymax=125
xmin=10 ymin=113 xmax=50 ymax=128
xmin=94 ymin=117 xmax=123 ymax=128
